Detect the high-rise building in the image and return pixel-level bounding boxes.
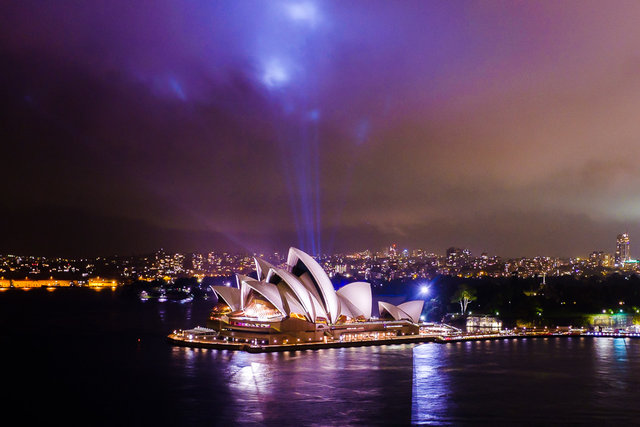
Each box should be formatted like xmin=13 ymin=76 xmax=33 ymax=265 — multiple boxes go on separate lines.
xmin=615 ymin=233 xmax=630 ymax=266
xmin=388 ymin=244 xmax=397 ymax=258
xmin=589 ymin=251 xmax=612 ymax=268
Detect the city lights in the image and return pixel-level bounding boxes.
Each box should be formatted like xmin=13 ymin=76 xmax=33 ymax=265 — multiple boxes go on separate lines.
xmin=3 ymin=1 xmax=640 ymax=423
xmin=2 ymin=232 xmax=638 ymax=292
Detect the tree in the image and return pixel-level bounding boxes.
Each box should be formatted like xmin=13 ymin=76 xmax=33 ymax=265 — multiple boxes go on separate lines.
xmin=452 ymin=284 xmax=477 ymax=315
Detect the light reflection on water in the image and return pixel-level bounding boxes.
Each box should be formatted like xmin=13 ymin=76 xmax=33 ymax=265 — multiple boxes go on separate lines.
xmin=193 ymin=345 xmax=414 ymax=425
xmin=163 ymin=335 xmax=640 ymax=424
xmin=5 ymin=291 xmax=640 ymax=425
xmin=412 ymin=344 xmax=449 ymax=424
xmin=592 ymin=337 xmax=636 ymax=405
xmin=408 ymin=338 xmax=640 ymax=424
xmin=163 ymin=337 xmax=640 ymax=424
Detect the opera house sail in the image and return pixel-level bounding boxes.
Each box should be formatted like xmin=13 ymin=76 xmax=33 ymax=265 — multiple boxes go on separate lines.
xmin=207 ymin=247 xmax=424 ymax=345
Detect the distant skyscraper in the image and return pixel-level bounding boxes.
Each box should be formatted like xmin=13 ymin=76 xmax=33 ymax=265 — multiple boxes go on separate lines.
xmin=615 ymin=233 xmax=630 ymax=266
xmin=388 ymin=244 xmax=397 ymax=258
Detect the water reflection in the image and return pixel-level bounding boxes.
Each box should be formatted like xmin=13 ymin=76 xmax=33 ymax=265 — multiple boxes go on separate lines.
xmin=172 ymin=345 xmax=415 ymax=425
xmin=7 ymin=290 xmax=640 ymax=425
xmin=156 ymin=300 xmax=193 ymax=325
xmin=412 ymin=343 xmax=449 ymax=424
xmin=164 ymin=336 xmax=640 ymax=425
xmin=592 ymin=337 xmax=638 ymax=411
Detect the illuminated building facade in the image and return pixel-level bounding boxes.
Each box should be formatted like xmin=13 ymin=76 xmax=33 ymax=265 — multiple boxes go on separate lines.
xmin=208 ymin=247 xmax=424 ymax=345
xmin=0 ymin=279 xmax=72 ymax=288
xmin=589 ymin=251 xmax=612 ymax=268
xmin=615 ymin=233 xmax=630 ymax=267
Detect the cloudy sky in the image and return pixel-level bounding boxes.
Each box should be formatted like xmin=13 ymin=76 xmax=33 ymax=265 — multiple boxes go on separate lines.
xmin=2 ymin=1 xmax=640 ymax=257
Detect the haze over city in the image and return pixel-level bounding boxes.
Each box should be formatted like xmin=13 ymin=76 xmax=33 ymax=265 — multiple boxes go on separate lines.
xmin=3 ymin=1 xmax=640 ymax=257
xmin=7 ymin=3 xmax=640 ymax=426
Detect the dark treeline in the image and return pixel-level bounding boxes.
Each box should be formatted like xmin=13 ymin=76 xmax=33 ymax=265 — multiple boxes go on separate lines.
xmin=118 ymin=276 xmax=228 ymax=299
xmin=121 ymin=273 xmax=640 ymax=327
xmin=367 ymin=274 xmax=640 ymax=326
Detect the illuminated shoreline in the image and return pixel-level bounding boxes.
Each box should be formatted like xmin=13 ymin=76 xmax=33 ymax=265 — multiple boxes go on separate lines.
xmin=167 ymin=329 xmax=635 ymax=353
xmin=167 ymin=331 xmax=439 ymax=353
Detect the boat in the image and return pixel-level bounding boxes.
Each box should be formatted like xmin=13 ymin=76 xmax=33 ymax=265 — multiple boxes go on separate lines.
xmin=139 ymin=287 xmax=193 ymax=302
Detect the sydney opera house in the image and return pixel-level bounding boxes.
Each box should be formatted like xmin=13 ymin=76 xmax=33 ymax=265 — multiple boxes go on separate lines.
xmin=208 ymin=247 xmax=424 ymax=345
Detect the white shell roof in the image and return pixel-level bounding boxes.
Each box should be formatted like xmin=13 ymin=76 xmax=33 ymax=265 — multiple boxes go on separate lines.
xmin=279 ymin=285 xmax=308 ymax=317
xmin=397 ymin=300 xmax=424 ymax=323
xmin=287 ymin=247 xmax=339 ymax=323
xmin=219 ymin=247 xmax=420 ymax=326
xmin=212 ymin=286 xmax=242 ymax=311
xmin=235 ymin=274 xmax=253 ymax=309
xmin=243 ymin=280 xmax=287 ymax=317
xmin=267 ymin=267 xmax=322 ymax=322
xmin=336 ymin=293 xmax=357 ymax=318
xmin=336 ymin=281 xmax=372 ymax=319
xmin=254 ymin=257 xmax=275 ymax=281
xmin=378 ymin=300 xmax=424 ymax=324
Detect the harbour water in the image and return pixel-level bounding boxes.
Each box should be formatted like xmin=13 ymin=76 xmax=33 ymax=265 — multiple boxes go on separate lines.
xmin=2 ymin=288 xmax=640 ymax=425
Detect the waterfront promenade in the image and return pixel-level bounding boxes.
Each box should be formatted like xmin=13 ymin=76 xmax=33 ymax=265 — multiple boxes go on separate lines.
xmin=167 ymin=327 xmax=627 ymax=353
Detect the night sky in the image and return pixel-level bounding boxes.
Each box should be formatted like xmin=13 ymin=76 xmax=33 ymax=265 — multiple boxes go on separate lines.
xmin=2 ymin=1 xmax=640 ymax=257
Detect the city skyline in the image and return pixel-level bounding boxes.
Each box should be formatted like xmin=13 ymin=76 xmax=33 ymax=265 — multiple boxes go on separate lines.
xmin=0 ymin=230 xmax=634 ymax=260
xmin=3 ymin=2 xmax=640 ymax=257
xmin=4 ymin=3 xmax=640 ymax=424
xmin=2 ymin=233 xmax=637 ymax=285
